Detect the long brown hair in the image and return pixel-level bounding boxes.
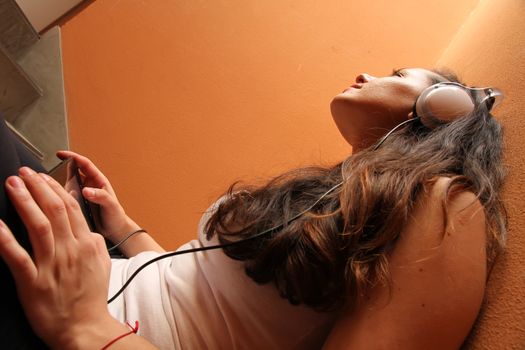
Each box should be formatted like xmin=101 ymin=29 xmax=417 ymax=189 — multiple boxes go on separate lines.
xmin=204 ymin=70 xmax=506 ymax=312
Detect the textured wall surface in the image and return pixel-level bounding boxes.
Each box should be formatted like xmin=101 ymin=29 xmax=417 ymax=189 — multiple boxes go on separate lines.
xmin=437 ymin=0 xmax=525 ymax=348
xmin=59 ymin=0 xmax=477 ymax=249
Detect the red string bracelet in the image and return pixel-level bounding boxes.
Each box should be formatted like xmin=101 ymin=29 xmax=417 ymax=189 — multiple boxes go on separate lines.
xmin=101 ymin=320 xmax=139 ymax=350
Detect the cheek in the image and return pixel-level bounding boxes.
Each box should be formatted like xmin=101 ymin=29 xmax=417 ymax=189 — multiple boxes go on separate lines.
xmin=376 ymin=85 xmax=422 ymax=122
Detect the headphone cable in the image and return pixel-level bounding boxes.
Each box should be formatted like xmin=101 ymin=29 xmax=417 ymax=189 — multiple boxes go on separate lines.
xmin=107 ymin=116 xmax=420 ymax=304
xmin=107 ymin=180 xmax=344 ymax=304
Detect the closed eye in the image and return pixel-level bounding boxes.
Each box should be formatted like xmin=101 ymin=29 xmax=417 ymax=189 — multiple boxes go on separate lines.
xmin=391 ymin=68 xmax=404 ymax=77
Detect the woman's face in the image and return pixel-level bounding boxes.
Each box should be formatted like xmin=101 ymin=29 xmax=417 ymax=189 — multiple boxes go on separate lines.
xmin=330 ymin=68 xmax=446 ymax=151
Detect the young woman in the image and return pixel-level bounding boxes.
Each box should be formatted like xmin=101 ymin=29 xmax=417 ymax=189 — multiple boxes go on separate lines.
xmin=0 ymin=67 xmax=506 ymax=349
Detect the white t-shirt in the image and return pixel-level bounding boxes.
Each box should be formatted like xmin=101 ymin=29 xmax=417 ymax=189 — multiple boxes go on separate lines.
xmin=108 ymin=203 xmax=337 ymax=349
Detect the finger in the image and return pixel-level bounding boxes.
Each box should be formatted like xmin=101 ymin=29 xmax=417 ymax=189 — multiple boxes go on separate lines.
xmin=82 ymin=186 xmax=119 ymax=209
xmin=0 ymin=219 xmax=38 ymax=286
xmin=4 ymin=176 xmax=55 ymax=263
xmin=17 ymin=168 xmax=74 ymax=242
xmin=39 ymin=173 xmax=91 ymax=237
xmin=56 ymin=151 xmax=115 ymax=195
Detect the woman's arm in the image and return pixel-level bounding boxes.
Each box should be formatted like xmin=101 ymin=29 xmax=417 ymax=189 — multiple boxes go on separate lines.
xmin=0 ymin=167 xmax=159 ymax=349
xmin=323 ymin=178 xmax=487 ymax=350
xmin=56 ymin=151 xmax=165 ymax=257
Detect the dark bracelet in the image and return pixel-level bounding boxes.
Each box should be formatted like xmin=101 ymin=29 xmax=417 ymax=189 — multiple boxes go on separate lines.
xmin=107 ymin=229 xmax=148 ymax=252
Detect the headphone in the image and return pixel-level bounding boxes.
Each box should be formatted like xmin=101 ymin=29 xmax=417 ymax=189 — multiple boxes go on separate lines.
xmin=414 ymin=81 xmax=502 ymax=128
xmin=374 ymin=82 xmax=503 ymax=149
xmin=107 ymin=81 xmax=503 ymax=304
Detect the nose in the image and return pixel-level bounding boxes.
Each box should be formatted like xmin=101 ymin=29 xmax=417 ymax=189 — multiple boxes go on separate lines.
xmin=356 ymin=73 xmax=375 ymax=84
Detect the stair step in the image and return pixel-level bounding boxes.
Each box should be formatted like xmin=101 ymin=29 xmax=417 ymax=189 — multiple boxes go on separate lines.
xmin=0 ymin=0 xmax=38 ymax=59
xmin=0 ymin=43 xmax=42 ymax=123
xmin=5 ymin=120 xmax=44 ymax=161
xmin=14 ymin=26 xmax=69 ymax=170
xmin=14 ymin=0 xmax=85 ymax=33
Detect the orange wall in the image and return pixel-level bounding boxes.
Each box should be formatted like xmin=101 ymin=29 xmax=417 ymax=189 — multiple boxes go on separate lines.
xmin=60 ymin=0 xmax=477 ymax=250
xmin=437 ymin=0 xmax=525 ymax=348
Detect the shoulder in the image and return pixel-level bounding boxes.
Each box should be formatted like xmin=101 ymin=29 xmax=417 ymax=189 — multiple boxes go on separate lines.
xmin=323 ymin=177 xmax=487 ymax=350
xmin=403 ymin=176 xmax=486 ymax=261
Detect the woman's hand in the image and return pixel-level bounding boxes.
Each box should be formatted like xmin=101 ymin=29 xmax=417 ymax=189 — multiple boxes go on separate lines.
xmin=56 ymin=151 xmax=140 ymax=243
xmin=56 ymin=151 xmax=165 ymax=257
xmin=0 ymin=167 xmax=116 ymax=348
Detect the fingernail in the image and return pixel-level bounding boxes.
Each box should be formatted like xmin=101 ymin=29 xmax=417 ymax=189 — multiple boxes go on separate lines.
xmin=7 ymin=176 xmax=24 ymax=188
xmin=86 ymin=188 xmax=96 ymax=197
xmin=19 ymin=167 xmax=35 ymax=176
xmin=39 ymin=173 xmax=52 ymax=182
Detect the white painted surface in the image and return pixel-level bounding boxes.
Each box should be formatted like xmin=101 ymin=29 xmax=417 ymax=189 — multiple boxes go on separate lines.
xmin=15 ymin=0 xmax=83 ymax=32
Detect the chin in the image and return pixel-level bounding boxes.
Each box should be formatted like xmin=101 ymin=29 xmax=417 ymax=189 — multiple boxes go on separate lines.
xmin=330 ymin=95 xmax=360 ymax=122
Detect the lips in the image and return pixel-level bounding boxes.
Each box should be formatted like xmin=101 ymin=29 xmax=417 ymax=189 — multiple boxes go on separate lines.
xmin=342 ymin=83 xmax=363 ymax=93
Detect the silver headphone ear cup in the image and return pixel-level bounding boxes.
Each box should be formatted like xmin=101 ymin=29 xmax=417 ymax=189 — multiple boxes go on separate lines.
xmin=415 ymin=83 xmax=475 ymax=128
